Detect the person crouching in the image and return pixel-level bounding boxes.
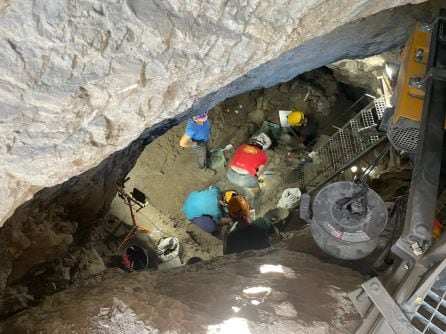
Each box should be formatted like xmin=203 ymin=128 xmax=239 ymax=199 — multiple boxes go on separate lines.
xmin=226 ymin=133 xmax=271 ymax=194
xmin=286 ymin=110 xmax=318 ymax=150
xmin=182 ymin=186 xmax=233 ymax=235
xmin=223 ymin=195 xmax=280 ymax=254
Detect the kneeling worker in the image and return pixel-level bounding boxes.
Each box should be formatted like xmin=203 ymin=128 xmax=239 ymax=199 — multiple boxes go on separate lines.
xmin=223 ymin=195 xmax=280 ymax=254
xmin=183 ymin=186 xmax=232 ymax=235
xmin=226 ymin=133 xmax=272 ymax=193
xmin=287 ymin=111 xmax=318 ymax=149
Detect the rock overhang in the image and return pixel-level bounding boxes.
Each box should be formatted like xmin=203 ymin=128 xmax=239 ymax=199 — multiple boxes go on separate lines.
xmin=0 ymin=0 xmax=431 ymax=225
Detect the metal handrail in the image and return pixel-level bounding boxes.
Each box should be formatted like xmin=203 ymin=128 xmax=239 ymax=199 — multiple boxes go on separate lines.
xmin=297 ymin=97 xmax=387 ymax=192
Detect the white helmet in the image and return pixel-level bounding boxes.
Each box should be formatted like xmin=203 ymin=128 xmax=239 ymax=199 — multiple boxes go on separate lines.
xmin=249 ymin=133 xmax=272 ymax=150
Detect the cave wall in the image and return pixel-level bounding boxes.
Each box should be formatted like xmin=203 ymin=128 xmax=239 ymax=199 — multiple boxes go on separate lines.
xmin=0 ymin=0 xmax=432 ymax=226
xmin=0 ymin=0 xmax=444 ymax=326
xmin=328 ymin=50 xmax=402 ymax=93
xmin=0 ymin=118 xmax=176 ymax=298
xmin=0 ymin=0 xmax=443 ymax=307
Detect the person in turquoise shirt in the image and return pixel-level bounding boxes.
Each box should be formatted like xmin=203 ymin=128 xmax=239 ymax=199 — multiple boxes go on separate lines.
xmin=183 ymin=187 xmax=231 ymax=234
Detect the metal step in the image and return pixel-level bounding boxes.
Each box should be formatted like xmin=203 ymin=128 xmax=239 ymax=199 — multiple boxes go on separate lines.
xmin=297 ymin=96 xmax=387 ymax=192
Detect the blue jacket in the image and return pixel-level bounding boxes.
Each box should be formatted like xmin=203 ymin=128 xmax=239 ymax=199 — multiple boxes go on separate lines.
xmin=183 ymin=187 xmax=222 ymax=221
xmin=185 ymin=119 xmax=211 ymax=143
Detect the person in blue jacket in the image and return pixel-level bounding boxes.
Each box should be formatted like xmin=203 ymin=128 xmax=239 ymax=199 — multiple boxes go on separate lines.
xmin=179 ymin=112 xmax=213 ymax=172
xmin=183 ymin=187 xmax=232 ymax=234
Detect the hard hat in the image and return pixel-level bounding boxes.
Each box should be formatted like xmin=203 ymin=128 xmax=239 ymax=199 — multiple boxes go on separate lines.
xmin=249 ymin=133 xmax=272 ymax=150
xmin=227 ymin=195 xmax=250 ymax=220
xmin=287 ymin=111 xmax=305 ymax=126
xmin=224 ymin=190 xmax=238 ymax=204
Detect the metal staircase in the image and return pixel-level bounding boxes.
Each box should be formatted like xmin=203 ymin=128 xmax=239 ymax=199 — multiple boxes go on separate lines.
xmin=296 ymin=96 xmax=389 ymax=192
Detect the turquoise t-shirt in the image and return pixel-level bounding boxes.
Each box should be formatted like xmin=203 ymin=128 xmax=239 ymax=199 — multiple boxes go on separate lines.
xmin=185 ymin=119 xmax=211 ymax=143
xmin=183 ymin=187 xmax=222 ymax=221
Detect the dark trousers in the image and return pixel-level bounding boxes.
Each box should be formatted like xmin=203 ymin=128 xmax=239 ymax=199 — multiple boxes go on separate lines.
xmin=193 ymin=143 xmax=208 ymax=169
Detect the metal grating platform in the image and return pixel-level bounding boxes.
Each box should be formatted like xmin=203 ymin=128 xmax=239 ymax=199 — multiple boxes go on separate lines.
xmin=412 ymin=289 xmax=446 ymax=334
xmin=374 ymin=96 xmax=387 ymax=120
xmin=297 ymin=97 xmax=386 ymax=191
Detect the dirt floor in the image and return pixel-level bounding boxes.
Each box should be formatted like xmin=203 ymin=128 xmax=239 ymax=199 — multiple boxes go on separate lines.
xmin=0 ymin=68 xmax=375 ymax=321
xmin=0 ymin=68 xmax=415 ymax=322
xmin=105 ymin=68 xmax=363 ymax=265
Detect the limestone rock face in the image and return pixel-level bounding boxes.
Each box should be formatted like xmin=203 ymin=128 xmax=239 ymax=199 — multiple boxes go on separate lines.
xmin=0 ymin=248 xmax=364 ymax=333
xmin=0 ymin=0 xmax=428 ymax=225
xmin=328 ymin=50 xmax=402 ymax=93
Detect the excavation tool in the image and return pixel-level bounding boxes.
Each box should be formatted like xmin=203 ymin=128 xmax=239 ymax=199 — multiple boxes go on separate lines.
xmin=303 ymin=89 xmax=320 ymax=113
xmin=114 ymin=178 xmax=181 ymax=271
xmin=116 ymin=177 xmax=150 ymax=251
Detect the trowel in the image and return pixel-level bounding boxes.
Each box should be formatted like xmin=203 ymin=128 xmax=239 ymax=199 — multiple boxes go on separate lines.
xmin=304 ymin=89 xmax=320 ymax=113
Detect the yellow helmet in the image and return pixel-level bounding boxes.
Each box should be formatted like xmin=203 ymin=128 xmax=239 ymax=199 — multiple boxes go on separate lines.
xmin=227 ymin=195 xmax=250 ymax=220
xmin=287 ymin=111 xmax=305 ymax=126
xmin=224 ymin=190 xmax=238 ymax=204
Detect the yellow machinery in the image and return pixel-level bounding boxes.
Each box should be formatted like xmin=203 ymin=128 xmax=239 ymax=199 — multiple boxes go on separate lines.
xmin=387 ymin=21 xmax=445 ymax=153
xmin=350 ymin=10 xmax=446 ymax=333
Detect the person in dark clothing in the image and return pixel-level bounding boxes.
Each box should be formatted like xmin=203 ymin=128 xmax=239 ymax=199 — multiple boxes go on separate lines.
xmin=224 ymin=217 xmax=278 ymax=254
xmin=287 ymin=111 xmax=319 ymax=149
xmin=223 ymin=195 xmax=280 ymax=254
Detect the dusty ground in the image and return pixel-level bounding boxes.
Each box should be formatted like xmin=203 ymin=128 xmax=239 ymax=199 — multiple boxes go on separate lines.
xmin=108 ymin=69 xmax=360 ymax=264
xmin=127 ymin=69 xmax=356 ymax=220
xmin=0 ymin=68 xmax=406 ymax=322
xmin=0 ymin=248 xmax=364 ymax=334
xmin=0 ymin=68 xmax=367 ymax=320
xmin=3 ymin=67 xmax=406 ymax=327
